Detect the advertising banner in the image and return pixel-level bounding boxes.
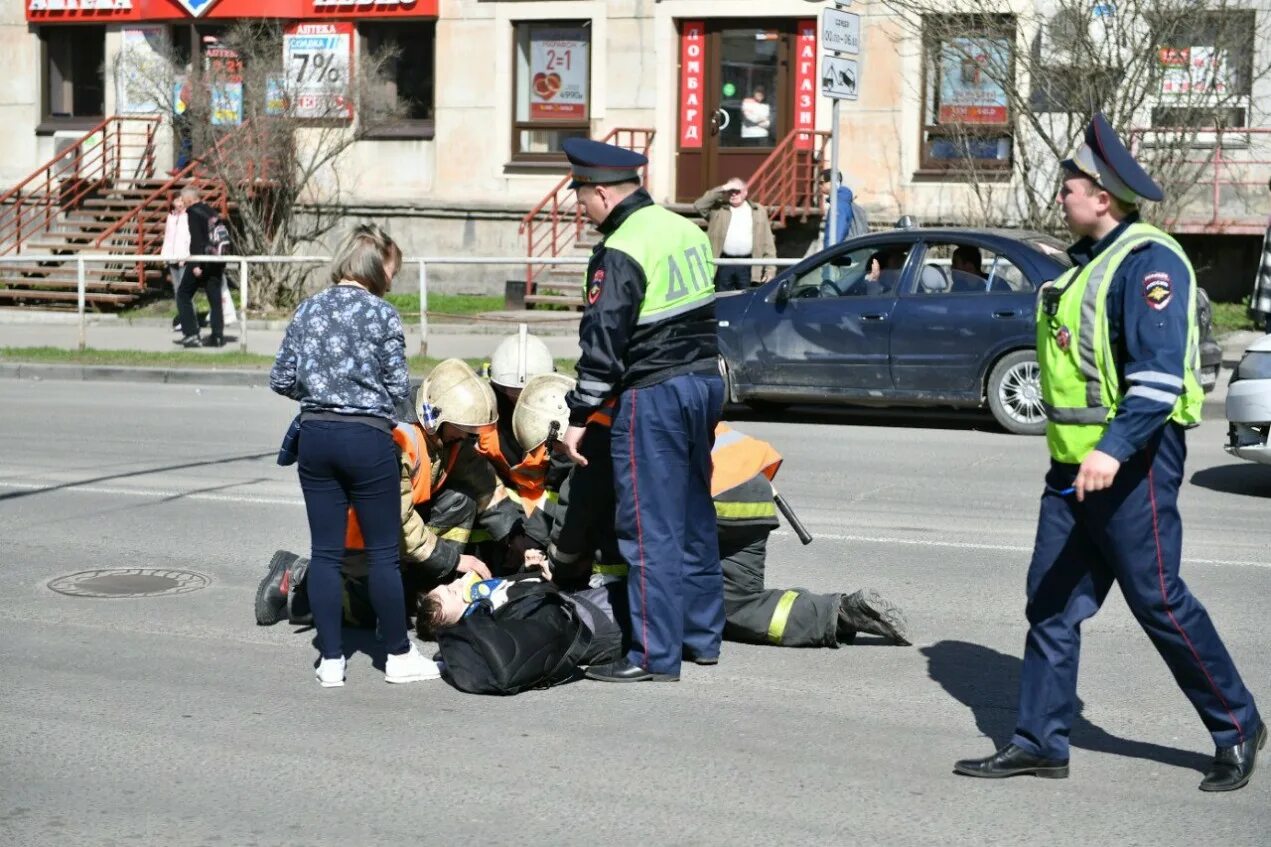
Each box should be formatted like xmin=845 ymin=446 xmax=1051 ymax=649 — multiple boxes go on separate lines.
xmin=528 ymin=28 xmax=588 ymax=120
xmin=937 ymin=37 xmax=1009 ymax=125
xmin=284 ymin=21 xmax=354 ymax=120
xmin=679 ymin=21 xmax=705 ymax=148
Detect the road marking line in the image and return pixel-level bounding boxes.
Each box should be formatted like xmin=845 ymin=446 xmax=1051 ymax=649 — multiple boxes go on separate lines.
xmin=773 ymin=530 xmax=1271 ymax=569
xmin=0 ymin=480 xmax=303 ymax=507
xmin=4 ymin=481 xmax=1266 ymax=569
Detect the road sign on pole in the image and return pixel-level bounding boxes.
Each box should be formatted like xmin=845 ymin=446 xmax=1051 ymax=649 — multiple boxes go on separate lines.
xmin=822 ymin=8 xmax=861 ymax=55
xmin=821 ymin=55 xmax=858 ymax=101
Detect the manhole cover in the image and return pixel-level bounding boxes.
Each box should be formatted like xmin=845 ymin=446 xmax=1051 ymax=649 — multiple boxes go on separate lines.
xmin=48 ymin=568 xmax=211 ymax=599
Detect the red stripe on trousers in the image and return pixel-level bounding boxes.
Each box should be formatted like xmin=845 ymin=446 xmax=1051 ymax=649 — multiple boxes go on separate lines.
xmin=628 ymin=392 xmax=648 ymax=667
xmin=1148 ymin=467 xmax=1244 ymax=742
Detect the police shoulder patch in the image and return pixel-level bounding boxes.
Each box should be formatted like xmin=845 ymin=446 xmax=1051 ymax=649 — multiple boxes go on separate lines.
xmin=1143 ymin=271 xmax=1173 ymax=310
xmin=587 ymin=268 xmax=605 ymax=305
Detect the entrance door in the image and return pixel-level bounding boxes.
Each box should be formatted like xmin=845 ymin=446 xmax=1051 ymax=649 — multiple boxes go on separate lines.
xmin=676 ymin=21 xmax=795 ymax=201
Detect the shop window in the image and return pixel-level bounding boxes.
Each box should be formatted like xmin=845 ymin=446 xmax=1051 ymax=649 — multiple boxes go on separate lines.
xmin=362 ymin=21 xmax=435 ymax=139
xmin=1151 ymin=11 xmax=1254 ymax=129
xmin=919 ymin=16 xmax=1015 ymax=175
xmin=512 ymin=21 xmax=591 ymax=161
xmin=42 ymin=27 xmax=105 ymax=125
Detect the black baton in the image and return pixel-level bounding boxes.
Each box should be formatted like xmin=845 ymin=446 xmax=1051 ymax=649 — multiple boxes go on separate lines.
xmin=771 ymin=485 xmax=813 ymax=545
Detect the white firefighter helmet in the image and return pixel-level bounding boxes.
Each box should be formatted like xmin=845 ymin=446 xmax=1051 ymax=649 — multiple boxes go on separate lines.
xmin=489 ymin=325 xmax=555 ymax=389
xmin=512 ymin=373 xmax=576 ymax=452
xmin=416 ymin=358 xmax=497 ymax=432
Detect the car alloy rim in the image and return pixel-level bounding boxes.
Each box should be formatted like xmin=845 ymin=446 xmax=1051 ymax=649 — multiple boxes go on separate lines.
xmin=1000 ymin=361 xmax=1045 ymax=424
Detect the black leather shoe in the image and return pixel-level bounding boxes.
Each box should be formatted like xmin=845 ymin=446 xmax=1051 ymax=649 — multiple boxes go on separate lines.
xmin=838 ymin=589 xmax=912 ymax=645
xmin=255 ymin=550 xmax=299 ymax=626
xmin=584 ymin=659 xmax=678 ymax=683
xmin=1200 ymin=721 xmax=1266 ymax=792
xmin=684 ymin=651 xmax=718 ymax=666
xmin=954 ymin=744 xmax=1070 ymax=779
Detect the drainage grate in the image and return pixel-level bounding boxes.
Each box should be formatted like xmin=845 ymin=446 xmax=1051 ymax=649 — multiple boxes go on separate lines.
xmin=48 ymin=568 xmax=211 ymax=599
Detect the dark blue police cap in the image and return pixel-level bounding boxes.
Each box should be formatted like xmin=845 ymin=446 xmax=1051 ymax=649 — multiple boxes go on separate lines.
xmin=1061 ymin=113 xmax=1163 ymax=204
xmin=562 ymin=138 xmax=647 ymax=190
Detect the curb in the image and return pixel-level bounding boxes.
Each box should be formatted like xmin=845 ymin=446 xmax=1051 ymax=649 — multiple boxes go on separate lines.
xmin=0 ymin=362 xmax=271 ymax=387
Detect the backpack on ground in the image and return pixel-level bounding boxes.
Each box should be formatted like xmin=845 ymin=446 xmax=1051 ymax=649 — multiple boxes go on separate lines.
xmin=436 ymin=582 xmax=592 ymax=696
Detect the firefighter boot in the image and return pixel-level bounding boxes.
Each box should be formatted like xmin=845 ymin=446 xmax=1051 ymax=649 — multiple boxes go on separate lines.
xmin=837 ymin=589 xmax=911 ymax=646
xmin=254 ymin=550 xmax=312 ymax=626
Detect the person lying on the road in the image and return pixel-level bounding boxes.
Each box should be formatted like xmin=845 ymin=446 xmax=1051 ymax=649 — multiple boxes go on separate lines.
xmin=416 ymin=555 xmax=628 ymax=695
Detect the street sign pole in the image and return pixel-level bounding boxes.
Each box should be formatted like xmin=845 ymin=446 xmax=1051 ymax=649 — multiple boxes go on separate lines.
xmin=821 ymin=0 xmax=858 ymax=246
xmin=829 ymin=98 xmax=840 ymax=245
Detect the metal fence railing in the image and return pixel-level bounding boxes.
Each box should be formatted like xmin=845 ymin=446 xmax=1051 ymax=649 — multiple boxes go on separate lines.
xmin=0 ymin=253 xmax=803 ymax=356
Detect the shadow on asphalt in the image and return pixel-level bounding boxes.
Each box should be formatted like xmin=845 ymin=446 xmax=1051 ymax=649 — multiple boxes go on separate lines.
xmin=0 ymin=452 xmax=276 ymax=501
xmin=723 ymin=404 xmax=1008 ymax=433
xmin=1190 ymin=463 xmax=1271 ymax=498
xmin=923 ymin=640 xmax=1212 ymax=774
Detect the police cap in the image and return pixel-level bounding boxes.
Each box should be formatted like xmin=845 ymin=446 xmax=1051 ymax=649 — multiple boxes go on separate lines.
xmin=1061 ymin=113 xmax=1164 ymax=204
xmin=563 ymin=138 xmax=647 ymax=190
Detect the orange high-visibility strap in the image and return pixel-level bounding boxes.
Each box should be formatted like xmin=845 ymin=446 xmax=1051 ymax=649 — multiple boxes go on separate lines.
xmin=710 ymin=422 xmax=783 ymax=498
xmin=344 ymin=422 xmax=438 ymax=551
xmin=586 ymin=396 xmax=618 ymax=428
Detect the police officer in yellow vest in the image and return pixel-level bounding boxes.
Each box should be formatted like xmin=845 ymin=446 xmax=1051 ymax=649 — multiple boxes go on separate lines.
xmin=557 ymin=137 xmax=725 ymax=682
xmin=955 ymin=115 xmax=1263 ymax=791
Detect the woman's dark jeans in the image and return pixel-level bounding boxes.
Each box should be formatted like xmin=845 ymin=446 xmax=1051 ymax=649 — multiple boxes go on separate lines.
xmin=297 ymin=420 xmax=409 ymax=659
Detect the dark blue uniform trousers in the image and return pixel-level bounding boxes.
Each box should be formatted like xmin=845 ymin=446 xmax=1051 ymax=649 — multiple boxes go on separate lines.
xmin=1013 ymin=423 xmax=1259 ymax=758
xmin=611 ymin=372 xmax=725 ymax=676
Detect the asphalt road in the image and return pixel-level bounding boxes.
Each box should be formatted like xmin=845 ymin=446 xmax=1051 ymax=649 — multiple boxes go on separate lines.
xmin=1 ymin=379 xmax=1269 ymax=847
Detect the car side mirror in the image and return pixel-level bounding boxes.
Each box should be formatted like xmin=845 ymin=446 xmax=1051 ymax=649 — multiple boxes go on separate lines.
xmin=774 ymin=278 xmax=791 ymax=304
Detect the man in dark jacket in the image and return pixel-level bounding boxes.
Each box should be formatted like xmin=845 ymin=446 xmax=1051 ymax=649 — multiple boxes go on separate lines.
xmin=174 ymin=186 xmax=224 ymax=348
xmin=557 ymin=138 xmax=725 ymax=683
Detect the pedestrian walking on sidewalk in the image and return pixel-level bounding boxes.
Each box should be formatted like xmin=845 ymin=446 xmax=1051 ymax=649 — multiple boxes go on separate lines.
xmin=270 ymin=223 xmax=437 ymax=688
xmin=174 ymin=186 xmax=224 ymax=348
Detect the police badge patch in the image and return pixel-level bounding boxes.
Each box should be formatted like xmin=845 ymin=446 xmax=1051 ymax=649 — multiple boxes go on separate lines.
xmin=587 ymin=268 xmax=605 ymax=305
xmin=1055 ymin=326 xmax=1072 ymax=351
xmin=1143 ymin=272 xmax=1173 ymax=310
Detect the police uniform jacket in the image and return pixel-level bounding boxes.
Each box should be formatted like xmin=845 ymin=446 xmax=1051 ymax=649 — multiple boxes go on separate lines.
xmin=1064 ymin=213 xmax=1195 ymax=463
xmin=565 ymin=189 xmax=718 ymax=426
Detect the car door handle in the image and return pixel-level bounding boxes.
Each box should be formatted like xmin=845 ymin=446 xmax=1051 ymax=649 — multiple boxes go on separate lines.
xmin=860 ymin=313 xmax=887 ymax=322
xmin=992 ymin=310 xmax=1018 ymax=319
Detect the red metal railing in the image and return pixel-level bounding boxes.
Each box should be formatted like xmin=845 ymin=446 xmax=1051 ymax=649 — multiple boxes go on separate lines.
xmin=518 ymin=128 xmax=655 ymax=294
xmin=1129 ymin=126 xmax=1271 ymax=236
xmin=95 ymin=120 xmax=264 ymax=288
xmin=745 ymin=129 xmax=833 ymax=229
xmin=0 ymin=116 xmax=160 ymax=256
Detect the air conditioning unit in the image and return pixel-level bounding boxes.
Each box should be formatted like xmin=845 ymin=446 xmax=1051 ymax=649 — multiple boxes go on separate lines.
xmin=52 ymin=130 xmax=83 ymax=158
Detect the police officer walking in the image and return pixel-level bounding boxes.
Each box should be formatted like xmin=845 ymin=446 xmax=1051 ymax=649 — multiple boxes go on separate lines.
xmin=556 ymin=138 xmax=725 ymax=682
xmin=954 ymin=115 xmax=1263 ymax=790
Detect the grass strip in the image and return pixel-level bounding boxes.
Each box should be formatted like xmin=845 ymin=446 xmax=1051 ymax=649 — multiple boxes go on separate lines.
xmin=1 ymin=347 xmax=576 ymax=376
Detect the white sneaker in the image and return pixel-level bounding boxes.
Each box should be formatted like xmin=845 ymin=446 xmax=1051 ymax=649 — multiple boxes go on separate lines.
xmin=315 ymin=657 xmax=346 ymax=688
xmin=385 ymin=644 xmax=442 ymax=684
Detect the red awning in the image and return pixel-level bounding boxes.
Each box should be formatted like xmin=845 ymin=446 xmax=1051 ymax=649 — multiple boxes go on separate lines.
xmin=26 ymin=0 xmax=439 ymax=24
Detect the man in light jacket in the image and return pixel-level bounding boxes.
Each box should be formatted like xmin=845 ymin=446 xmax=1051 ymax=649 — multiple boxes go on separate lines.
xmin=694 ymin=177 xmax=777 ymax=291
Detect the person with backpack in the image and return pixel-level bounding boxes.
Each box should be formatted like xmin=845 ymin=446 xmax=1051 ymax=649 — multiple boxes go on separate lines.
xmin=174 ymin=186 xmax=226 ymax=348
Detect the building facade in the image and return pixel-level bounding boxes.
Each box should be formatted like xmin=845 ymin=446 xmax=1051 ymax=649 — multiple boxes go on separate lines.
xmin=4 ymin=0 xmax=1269 ymax=296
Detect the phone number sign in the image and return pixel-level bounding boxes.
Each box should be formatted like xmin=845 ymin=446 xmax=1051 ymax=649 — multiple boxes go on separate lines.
xmin=283 ymin=21 xmax=353 ymax=120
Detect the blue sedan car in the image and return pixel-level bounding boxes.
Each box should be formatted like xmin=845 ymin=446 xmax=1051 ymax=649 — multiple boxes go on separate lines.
xmin=715 ymin=227 xmax=1221 ymax=434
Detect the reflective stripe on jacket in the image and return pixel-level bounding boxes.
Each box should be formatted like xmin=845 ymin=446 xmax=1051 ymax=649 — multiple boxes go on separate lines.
xmin=1037 ymin=221 xmax=1203 ymax=463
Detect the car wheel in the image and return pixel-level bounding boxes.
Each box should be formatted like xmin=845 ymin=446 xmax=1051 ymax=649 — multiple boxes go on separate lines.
xmin=986 ymin=350 xmax=1046 ymax=435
